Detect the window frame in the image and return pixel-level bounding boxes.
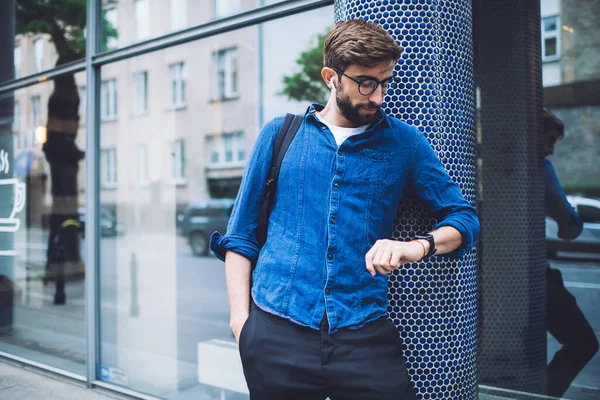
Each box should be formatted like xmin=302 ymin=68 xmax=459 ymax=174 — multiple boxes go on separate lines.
xmin=541 ymin=15 xmax=561 ymax=63
xmin=205 ymin=131 xmax=245 ymax=168
xmin=213 ymin=47 xmax=239 ymax=101
xmin=169 ymin=62 xmax=186 ymax=109
xmin=133 ymin=71 xmax=148 ymax=115
xmin=101 ymin=148 xmax=118 ymax=188
xmin=101 ymin=78 xmax=117 ymax=121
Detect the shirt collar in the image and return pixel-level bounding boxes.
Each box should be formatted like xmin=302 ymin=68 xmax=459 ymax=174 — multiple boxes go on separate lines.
xmin=305 ymin=103 xmax=390 ymax=129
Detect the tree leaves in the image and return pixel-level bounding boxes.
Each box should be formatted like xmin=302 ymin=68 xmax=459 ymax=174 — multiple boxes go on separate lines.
xmin=15 ymin=0 xmax=118 ymax=62
xmin=280 ymin=29 xmax=331 ymax=105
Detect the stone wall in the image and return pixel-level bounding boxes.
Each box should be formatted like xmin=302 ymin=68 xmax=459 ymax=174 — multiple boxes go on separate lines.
xmin=561 ymin=0 xmax=600 ymax=84
xmin=548 ymin=105 xmax=600 ymax=189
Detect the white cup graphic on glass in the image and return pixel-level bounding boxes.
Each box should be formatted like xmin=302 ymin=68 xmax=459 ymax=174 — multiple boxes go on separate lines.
xmin=0 ymin=178 xmax=26 ymax=232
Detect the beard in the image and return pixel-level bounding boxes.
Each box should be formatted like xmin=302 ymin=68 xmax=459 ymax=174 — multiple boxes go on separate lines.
xmin=335 ymin=85 xmax=380 ymax=127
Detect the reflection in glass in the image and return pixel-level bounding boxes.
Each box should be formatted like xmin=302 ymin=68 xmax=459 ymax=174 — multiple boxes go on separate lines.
xmin=134 ymin=0 xmax=150 ymax=41
xmin=169 ymin=62 xmax=186 ymax=108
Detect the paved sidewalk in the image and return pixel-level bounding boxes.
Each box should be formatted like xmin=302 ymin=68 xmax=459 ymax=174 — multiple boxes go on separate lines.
xmin=0 ymin=360 xmax=125 ymax=400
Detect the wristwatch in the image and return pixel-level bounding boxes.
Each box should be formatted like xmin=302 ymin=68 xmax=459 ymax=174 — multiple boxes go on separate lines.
xmin=414 ymin=234 xmax=437 ymax=258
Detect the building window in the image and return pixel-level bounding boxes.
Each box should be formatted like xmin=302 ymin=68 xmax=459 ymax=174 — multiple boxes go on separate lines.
xmin=169 ymin=62 xmax=186 ymax=108
xmin=14 ymin=45 xmax=21 ymax=78
xmin=31 ymin=96 xmax=41 ymax=127
xmin=33 ymin=38 xmax=44 ymax=73
xmin=105 ymin=8 xmax=118 ymax=49
xmin=136 ymin=144 xmax=148 ymax=185
xmin=13 ymin=101 xmax=20 ymax=133
xmin=79 ymin=86 xmax=86 ymax=124
xmin=206 ymin=132 xmax=245 ymax=167
xmin=170 ymin=0 xmax=187 ymax=31
xmin=101 ymin=79 xmax=117 ymax=121
xmin=542 ymin=15 xmax=560 ymax=62
xmin=171 ymin=139 xmax=185 ymax=182
xmin=101 ymin=148 xmax=117 ymax=187
xmin=134 ymin=0 xmax=150 ymax=40
xmin=215 ymin=0 xmax=241 ymax=18
xmin=213 ymin=48 xmax=238 ymax=100
xmin=134 ymin=71 xmax=148 ymax=115
xmin=206 ymin=136 xmax=219 ymax=164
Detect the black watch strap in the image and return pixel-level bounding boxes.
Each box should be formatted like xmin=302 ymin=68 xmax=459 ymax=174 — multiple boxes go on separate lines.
xmin=414 ymin=234 xmax=437 ymax=258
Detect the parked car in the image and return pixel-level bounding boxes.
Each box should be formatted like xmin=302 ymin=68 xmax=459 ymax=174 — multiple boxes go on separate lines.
xmin=546 ymin=195 xmax=600 ymax=257
xmin=78 ymin=207 xmax=126 ymax=238
xmin=180 ymin=198 xmax=235 ymax=257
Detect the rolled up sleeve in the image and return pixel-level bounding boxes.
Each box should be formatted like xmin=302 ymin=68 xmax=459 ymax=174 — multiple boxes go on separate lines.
xmin=209 ymin=117 xmax=285 ymax=263
xmin=409 ymin=128 xmax=480 ymax=258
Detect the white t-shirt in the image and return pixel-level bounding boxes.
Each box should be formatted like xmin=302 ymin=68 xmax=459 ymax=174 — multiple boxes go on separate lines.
xmin=315 ymin=112 xmax=369 ymax=147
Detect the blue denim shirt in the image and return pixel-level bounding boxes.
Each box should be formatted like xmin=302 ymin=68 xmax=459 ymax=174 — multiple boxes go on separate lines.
xmin=210 ymin=104 xmax=480 ymax=333
xmin=544 ymin=159 xmax=583 ymax=240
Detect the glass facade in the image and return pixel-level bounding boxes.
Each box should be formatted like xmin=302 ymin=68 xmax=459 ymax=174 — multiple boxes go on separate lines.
xmin=0 ymin=1 xmax=598 ymax=400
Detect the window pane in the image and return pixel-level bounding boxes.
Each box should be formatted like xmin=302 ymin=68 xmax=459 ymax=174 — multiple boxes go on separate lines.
xmin=545 ymin=38 xmax=557 ymax=57
xmin=135 ymin=0 xmax=150 ymax=40
xmin=541 ymin=2 xmax=600 ymax=398
xmin=14 ymin=45 xmax=21 ymax=78
xmin=2 ymin=2 xmax=87 ymax=83
xmin=33 ymin=38 xmax=44 ymax=73
xmin=100 ymin=0 xmax=265 ymax=51
xmin=170 ymin=0 xmax=188 ymax=31
xmin=96 ymin=8 xmax=332 ymax=398
xmin=105 ymin=8 xmax=119 ymax=50
xmin=544 ymin=16 xmax=558 ymax=32
xmin=0 ymin=73 xmax=88 ymax=376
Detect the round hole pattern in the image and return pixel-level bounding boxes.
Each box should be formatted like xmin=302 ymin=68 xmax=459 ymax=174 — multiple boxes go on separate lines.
xmin=335 ymin=1 xmax=478 ymax=399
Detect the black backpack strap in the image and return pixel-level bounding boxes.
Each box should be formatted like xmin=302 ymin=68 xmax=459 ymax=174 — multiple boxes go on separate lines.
xmin=256 ymin=113 xmax=303 ymax=246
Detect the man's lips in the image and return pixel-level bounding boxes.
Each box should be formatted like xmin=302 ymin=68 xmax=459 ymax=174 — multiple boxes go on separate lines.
xmin=362 ymin=107 xmax=378 ymax=114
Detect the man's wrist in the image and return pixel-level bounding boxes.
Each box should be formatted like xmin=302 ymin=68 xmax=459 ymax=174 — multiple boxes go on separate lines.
xmin=411 ymin=239 xmax=428 ymax=260
xmin=414 ymin=234 xmax=437 ymax=258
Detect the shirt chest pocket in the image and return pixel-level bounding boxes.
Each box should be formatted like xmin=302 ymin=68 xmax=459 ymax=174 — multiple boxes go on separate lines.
xmin=357 ymin=149 xmax=392 ymax=185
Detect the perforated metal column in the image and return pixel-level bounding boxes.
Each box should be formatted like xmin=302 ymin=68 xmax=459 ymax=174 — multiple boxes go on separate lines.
xmin=335 ymin=1 xmax=478 ymax=399
xmin=473 ymin=0 xmax=546 ymax=395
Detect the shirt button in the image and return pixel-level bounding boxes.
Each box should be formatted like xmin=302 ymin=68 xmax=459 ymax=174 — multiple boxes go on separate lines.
xmin=327 ymin=253 xmax=333 ymax=260
xmin=326 ymin=288 xmax=332 ymax=294
xmin=338 ymin=150 xmax=342 ymax=156
xmin=333 ymin=181 xmax=340 ymax=188
xmin=330 ymin=217 xmax=336 ymax=224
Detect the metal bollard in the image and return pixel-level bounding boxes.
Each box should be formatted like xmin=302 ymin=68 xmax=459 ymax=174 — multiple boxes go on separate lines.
xmin=130 ymin=253 xmax=139 ymax=317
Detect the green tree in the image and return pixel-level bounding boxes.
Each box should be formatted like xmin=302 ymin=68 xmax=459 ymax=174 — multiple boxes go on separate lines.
xmin=15 ymin=0 xmax=117 ymax=304
xmin=281 ymin=29 xmax=330 ymax=105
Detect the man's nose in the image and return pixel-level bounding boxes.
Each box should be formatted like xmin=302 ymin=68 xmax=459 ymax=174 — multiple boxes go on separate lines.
xmin=368 ymin=87 xmax=384 ymax=105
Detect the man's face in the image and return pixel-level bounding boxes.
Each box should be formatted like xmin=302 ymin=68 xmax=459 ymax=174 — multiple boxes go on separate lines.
xmin=544 ymin=128 xmax=561 ymax=156
xmin=334 ymin=61 xmax=395 ymax=127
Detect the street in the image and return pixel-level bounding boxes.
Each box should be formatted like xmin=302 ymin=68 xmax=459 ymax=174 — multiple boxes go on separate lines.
xmin=2 ymin=233 xmax=599 ymax=399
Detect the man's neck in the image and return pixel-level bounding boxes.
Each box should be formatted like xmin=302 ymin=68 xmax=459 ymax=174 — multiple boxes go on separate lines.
xmin=318 ymin=100 xmax=356 ymax=128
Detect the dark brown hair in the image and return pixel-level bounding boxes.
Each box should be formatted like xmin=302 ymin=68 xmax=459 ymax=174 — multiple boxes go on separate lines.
xmin=323 ymin=19 xmax=402 ymax=72
xmin=543 ymin=107 xmax=565 ymax=141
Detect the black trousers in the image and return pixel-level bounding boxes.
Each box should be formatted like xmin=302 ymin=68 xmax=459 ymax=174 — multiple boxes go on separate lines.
xmin=547 ymin=267 xmax=599 ymax=398
xmin=238 ymin=305 xmax=418 ymax=400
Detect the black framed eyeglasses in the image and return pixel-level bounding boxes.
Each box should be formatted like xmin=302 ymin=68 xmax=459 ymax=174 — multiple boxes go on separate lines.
xmin=333 ymin=68 xmax=398 ymax=96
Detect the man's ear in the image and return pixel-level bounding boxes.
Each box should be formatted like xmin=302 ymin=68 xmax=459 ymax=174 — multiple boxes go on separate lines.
xmin=321 ymin=67 xmax=337 ymax=89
